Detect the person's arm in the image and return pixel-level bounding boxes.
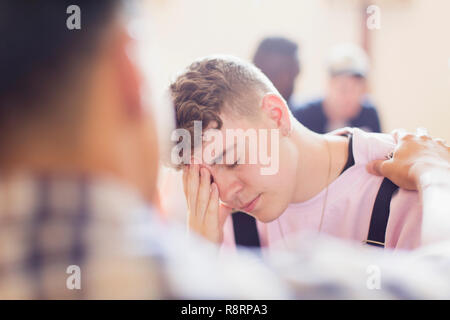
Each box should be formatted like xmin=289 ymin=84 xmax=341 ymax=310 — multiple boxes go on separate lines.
xmin=366 ymin=129 xmax=450 ymax=245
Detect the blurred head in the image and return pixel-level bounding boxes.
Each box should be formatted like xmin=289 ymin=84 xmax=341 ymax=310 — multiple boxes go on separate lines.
xmin=252 ymin=37 xmax=300 ymax=103
xmin=170 ymin=56 xmax=301 ymax=222
xmin=326 ymin=74 xmax=367 ymax=120
xmin=325 ymin=44 xmax=369 ymax=120
xmin=0 ymin=1 xmax=159 ymax=202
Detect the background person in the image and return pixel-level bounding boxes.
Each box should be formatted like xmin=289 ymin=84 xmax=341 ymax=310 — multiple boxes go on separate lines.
xmin=252 ymin=36 xmax=300 ymax=109
xmin=293 ymin=43 xmax=381 ymax=134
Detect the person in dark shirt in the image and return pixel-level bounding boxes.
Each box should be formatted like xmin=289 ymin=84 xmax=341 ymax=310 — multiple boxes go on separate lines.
xmin=252 ymin=36 xmax=300 ymax=108
xmin=293 ymin=43 xmax=381 ymax=134
xmin=294 ymin=97 xmax=381 ymax=134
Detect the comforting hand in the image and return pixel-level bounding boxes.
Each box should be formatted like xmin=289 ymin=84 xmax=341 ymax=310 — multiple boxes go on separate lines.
xmin=183 ymin=164 xmax=232 ymax=244
xmin=366 ymin=129 xmax=450 ymax=191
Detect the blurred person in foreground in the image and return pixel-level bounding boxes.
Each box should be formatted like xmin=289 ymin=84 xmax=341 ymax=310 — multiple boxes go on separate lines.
xmin=0 ymin=0 xmax=286 ymax=299
xmin=252 ymin=36 xmax=300 ymax=109
xmin=1 ymin=1 xmax=450 ymax=300
xmin=293 ymin=44 xmax=381 ymax=134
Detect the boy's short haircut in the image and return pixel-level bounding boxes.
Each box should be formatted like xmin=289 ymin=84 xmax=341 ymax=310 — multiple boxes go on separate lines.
xmin=169 ymin=56 xmax=278 ymax=162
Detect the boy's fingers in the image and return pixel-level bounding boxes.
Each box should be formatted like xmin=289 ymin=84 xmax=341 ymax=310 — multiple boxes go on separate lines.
xmin=434 ymin=138 xmax=448 ymax=147
xmin=204 ymin=183 xmax=219 ymax=227
xmin=182 ymin=167 xmax=188 ymax=199
xmin=366 ymin=159 xmax=395 ymax=178
xmin=196 ymin=167 xmax=211 ymax=221
xmin=366 ymin=160 xmax=383 ymax=176
xmin=188 ymin=164 xmax=200 ymax=216
xmin=416 ymin=127 xmax=429 ymax=137
xmin=391 ymin=128 xmax=408 ymax=143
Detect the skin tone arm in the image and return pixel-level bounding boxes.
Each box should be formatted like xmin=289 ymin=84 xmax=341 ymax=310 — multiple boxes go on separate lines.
xmin=366 ymin=129 xmax=450 ymax=245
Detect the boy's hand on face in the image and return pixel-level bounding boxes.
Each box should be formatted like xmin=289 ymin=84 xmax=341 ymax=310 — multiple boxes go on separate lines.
xmin=183 ymin=165 xmax=232 ymax=244
xmin=367 ymin=129 xmax=450 ymax=191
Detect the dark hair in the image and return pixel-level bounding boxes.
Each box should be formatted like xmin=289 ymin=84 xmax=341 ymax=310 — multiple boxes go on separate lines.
xmin=253 ymin=36 xmax=298 ymax=62
xmin=0 ymin=1 xmax=119 ymax=125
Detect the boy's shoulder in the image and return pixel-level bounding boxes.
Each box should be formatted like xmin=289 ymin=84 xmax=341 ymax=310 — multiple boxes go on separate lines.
xmin=347 ymin=128 xmax=422 ymax=249
xmin=345 ymin=127 xmax=395 ymax=165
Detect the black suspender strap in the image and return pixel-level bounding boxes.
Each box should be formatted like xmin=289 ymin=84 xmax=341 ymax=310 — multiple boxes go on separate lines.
xmin=365 ymin=178 xmax=399 ymax=248
xmin=232 ymin=211 xmax=261 ymax=248
xmin=340 ymin=133 xmax=355 ymax=173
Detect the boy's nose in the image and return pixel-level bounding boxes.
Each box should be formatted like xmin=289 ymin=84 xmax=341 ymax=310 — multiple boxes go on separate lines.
xmin=213 ymin=171 xmax=244 ymax=207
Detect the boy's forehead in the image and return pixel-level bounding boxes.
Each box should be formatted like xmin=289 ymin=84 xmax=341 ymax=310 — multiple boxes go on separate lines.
xmin=201 ymin=116 xmax=261 ymax=158
xmin=204 ymin=116 xmax=255 ymax=143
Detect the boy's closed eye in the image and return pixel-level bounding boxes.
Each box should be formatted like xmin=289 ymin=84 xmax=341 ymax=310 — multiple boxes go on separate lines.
xmin=205 ymin=160 xmax=238 ymax=184
xmin=226 ymin=160 xmax=240 ymax=169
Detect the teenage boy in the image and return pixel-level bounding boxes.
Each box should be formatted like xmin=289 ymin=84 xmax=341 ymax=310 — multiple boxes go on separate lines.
xmin=169 ymin=56 xmax=424 ymax=250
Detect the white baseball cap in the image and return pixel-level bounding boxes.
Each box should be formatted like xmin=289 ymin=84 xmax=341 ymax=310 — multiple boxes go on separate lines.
xmin=327 ymin=43 xmax=369 ymax=78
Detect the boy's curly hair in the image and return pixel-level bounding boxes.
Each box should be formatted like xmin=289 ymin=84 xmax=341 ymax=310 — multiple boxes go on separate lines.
xmin=169 ymin=55 xmax=276 ymax=168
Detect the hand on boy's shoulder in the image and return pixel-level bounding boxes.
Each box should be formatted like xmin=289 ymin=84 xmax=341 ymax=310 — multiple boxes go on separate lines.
xmin=366 ymin=128 xmax=450 ymax=191
xmin=328 ymin=126 xmax=396 ymax=165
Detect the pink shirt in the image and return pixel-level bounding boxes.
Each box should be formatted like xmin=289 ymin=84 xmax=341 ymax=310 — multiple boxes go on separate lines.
xmin=223 ymin=128 xmax=422 ymax=251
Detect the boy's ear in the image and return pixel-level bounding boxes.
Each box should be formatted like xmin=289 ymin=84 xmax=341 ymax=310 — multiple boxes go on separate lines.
xmin=260 ymin=93 xmax=291 ymax=136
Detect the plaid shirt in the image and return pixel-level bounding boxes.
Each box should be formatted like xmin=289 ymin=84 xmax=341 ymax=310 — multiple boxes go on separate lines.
xmin=2 ymin=174 xmax=450 ymax=299
xmin=0 ymin=173 xmax=287 ymax=299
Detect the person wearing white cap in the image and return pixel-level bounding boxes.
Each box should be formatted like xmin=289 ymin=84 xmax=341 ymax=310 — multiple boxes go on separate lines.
xmin=293 ymin=43 xmax=381 ymax=134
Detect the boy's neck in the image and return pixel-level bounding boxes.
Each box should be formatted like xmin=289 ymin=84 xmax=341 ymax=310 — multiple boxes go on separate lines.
xmin=290 ymin=122 xmax=349 ymax=203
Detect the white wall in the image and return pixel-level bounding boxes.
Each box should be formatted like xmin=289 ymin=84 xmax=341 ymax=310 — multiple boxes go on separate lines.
xmin=144 ymin=0 xmax=449 ymax=141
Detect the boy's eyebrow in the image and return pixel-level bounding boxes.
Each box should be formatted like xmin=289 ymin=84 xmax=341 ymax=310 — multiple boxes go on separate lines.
xmin=212 ymin=143 xmax=236 ymax=164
